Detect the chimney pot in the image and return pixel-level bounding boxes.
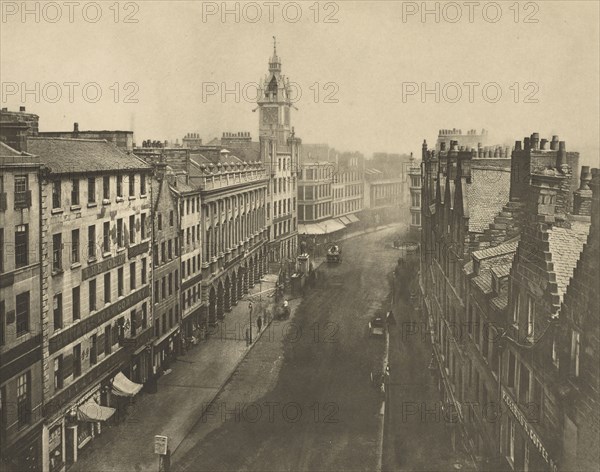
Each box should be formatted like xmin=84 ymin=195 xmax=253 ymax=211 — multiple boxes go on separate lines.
xmin=1 ymin=107 xmax=6 ymax=112
xmin=74 ymin=122 xmax=79 ymax=133
xmin=524 ymin=137 xmax=530 ymax=149
xmin=515 ymin=140 xmax=522 ymax=151
xmin=540 ymin=139 xmax=548 ymax=149
xmin=19 ymin=106 xmax=25 ymax=112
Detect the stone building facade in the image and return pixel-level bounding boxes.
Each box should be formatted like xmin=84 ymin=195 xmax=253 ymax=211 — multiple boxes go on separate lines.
xmin=0 ymin=142 xmax=44 ymax=472
xmin=420 ymin=130 xmax=599 ymax=472
xmin=27 ymin=137 xmax=153 ymax=472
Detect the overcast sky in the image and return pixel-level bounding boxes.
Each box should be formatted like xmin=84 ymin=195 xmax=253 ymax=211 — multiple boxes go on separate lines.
xmin=1 ymin=1 xmax=598 ymax=167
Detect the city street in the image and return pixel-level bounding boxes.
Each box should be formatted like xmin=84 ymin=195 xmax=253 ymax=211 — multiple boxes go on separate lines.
xmin=173 ymin=227 xmax=400 ymax=471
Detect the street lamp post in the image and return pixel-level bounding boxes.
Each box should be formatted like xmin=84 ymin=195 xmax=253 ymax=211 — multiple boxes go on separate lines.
xmin=248 ymin=301 xmax=253 ymax=344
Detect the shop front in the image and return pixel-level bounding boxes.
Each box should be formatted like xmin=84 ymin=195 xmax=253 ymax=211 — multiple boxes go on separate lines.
xmin=110 ymin=371 xmax=143 ymax=422
xmin=1 ymin=423 xmax=43 ymax=472
xmin=152 ymin=326 xmax=181 ymax=376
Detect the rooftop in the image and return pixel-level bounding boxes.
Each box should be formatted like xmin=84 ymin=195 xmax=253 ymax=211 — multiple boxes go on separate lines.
xmin=466 ymin=167 xmax=511 ymax=233
xmin=27 ymin=137 xmax=150 ymax=174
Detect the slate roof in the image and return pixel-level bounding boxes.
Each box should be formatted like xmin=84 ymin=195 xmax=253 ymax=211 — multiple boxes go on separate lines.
xmin=491 ymin=293 xmax=508 ymax=311
xmin=472 ymin=270 xmax=493 ymax=294
xmin=472 ymin=239 xmax=519 ymax=261
xmin=0 ymin=142 xmax=39 ymax=165
xmin=27 ymin=137 xmax=150 ymax=174
xmin=171 ymin=176 xmax=197 ymax=193
xmin=548 ymin=222 xmax=590 ymax=301
xmin=0 ymin=141 xmax=24 ymax=156
xmin=466 ymin=167 xmax=511 ymax=233
xmin=491 ymin=263 xmax=512 ymax=279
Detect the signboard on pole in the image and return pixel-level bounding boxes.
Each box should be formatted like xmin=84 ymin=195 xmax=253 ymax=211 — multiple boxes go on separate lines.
xmin=154 ymin=435 xmax=168 ymax=455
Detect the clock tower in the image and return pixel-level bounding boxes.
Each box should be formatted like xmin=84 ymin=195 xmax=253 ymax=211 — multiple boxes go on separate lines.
xmin=257 ymin=37 xmax=293 ymax=148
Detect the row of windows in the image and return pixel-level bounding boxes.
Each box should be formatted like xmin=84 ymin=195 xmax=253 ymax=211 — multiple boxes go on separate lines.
xmin=273 ymin=218 xmax=296 ymax=239
xmin=182 ymin=254 xmax=202 ymax=280
xmin=53 ymin=305 xmax=147 ymax=392
xmin=154 ymin=304 xmax=179 ymax=337
xmin=0 ymin=173 xmax=33 ymax=210
xmin=298 ymin=202 xmax=331 ymax=222
xmin=333 ymin=183 xmax=362 ymax=199
xmin=0 ymin=371 xmax=32 ymax=430
xmin=153 ymin=270 xmax=179 ymax=304
xmin=52 ymin=215 xmax=149 ymax=272
xmin=302 ymin=167 xmax=331 ymax=181
xmin=153 ymin=237 xmax=179 ymax=267
xmin=272 ymin=177 xmax=295 ymax=195
xmin=299 ymin=183 xmax=331 ymax=201
xmin=52 ymin=259 xmax=148 ymax=331
xmin=333 ymin=199 xmax=361 ymax=218
xmin=183 ymin=284 xmax=202 ymax=312
xmin=52 ymin=173 xmax=147 ymax=210
xmin=0 ymin=293 xmax=30 ymax=341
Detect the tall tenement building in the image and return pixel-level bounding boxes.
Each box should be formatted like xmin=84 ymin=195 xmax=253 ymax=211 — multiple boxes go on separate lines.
xmin=1 ymin=142 xmax=44 ymax=471
xmin=257 ymin=41 xmax=300 ymax=265
xmin=419 ymin=131 xmax=599 ymax=472
xmin=26 ymin=137 xmax=153 ymax=472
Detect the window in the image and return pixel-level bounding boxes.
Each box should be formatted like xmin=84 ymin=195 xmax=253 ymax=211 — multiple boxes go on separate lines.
xmin=89 ymin=279 xmax=96 ymax=312
xmin=15 ymin=224 xmax=29 ymax=268
xmin=117 ymin=175 xmax=123 ymax=197
xmin=17 ymin=372 xmax=31 ymax=427
xmin=16 ymin=292 xmax=29 ymax=336
xmin=162 ymin=278 xmax=166 ymax=301
xmin=0 ymin=228 xmax=3 ymax=273
xmin=104 ymin=325 xmax=111 ymax=355
xmin=53 ymin=293 xmax=63 ymax=329
xmin=87 ymin=177 xmax=96 ymax=203
xmin=154 ymin=318 xmax=160 ymax=337
xmin=54 ymin=356 xmax=63 ymax=390
xmin=571 ymin=331 xmax=580 ymax=377
xmin=508 ymin=417 xmax=515 ymax=463
xmin=71 ymin=178 xmax=79 ymax=206
xmin=507 ymin=350 xmax=516 ymax=388
xmin=141 ymin=258 xmax=147 ymax=284
xmin=129 ymin=174 xmax=135 ymax=197
xmin=175 ymin=270 xmax=179 ymax=289
xmin=117 ymin=219 xmax=124 ymax=248
xmin=552 ymin=338 xmax=559 ymax=369
xmin=72 ymin=286 xmax=80 ymax=320
xmin=526 ymin=295 xmax=534 ymax=338
xmin=71 ymin=229 xmax=80 ymax=264
xmin=162 ymin=313 xmax=167 ymax=334
xmin=52 ymin=180 xmax=61 ymax=208
xmin=90 ymin=334 xmax=97 ymax=366
xmin=103 ymin=176 xmax=110 ymax=200
xmin=118 ymin=267 xmax=124 ymax=297
xmin=519 ymin=363 xmax=530 ymax=404
xmin=53 ymin=233 xmax=62 ymax=271
xmin=73 ymin=344 xmax=81 ymax=378
xmin=88 ymin=225 xmax=96 ymax=259
xmin=138 ymin=302 xmax=146 ymax=330
xmin=141 ymin=213 xmax=147 ymax=239
xmin=168 ymin=273 xmax=173 ymax=296
xmin=14 ymin=175 xmax=30 ymax=208
xmin=0 ymin=301 xmax=5 ymax=346
xmin=161 ymin=242 xmax=166 ymax=262
xmin=140 ymin=174 xmax=146 ymax=195
xmin=168 ymin=240 xmax=172 ymax=259
xmin=130 ymin=310 xmax=137 ymax=337
xmin=129 ymin=215 xmax=135 ymax=244
xmin=104 ymin=273 xmax=111 ymax=303
xmin=158 ymin=214 xmax=162 ymax=231
xmin=169 ymin=210 xmax=174 ymax=226
xmin=130 ymin=262 xmax=136 ymax=290
xmin=103 ymin=222 xmax=110 ymax=253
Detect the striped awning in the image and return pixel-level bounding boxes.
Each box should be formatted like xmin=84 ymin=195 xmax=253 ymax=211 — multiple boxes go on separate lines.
xmin=298 ymin=223 xmax=326 ymax=235
xmin=347 ymin=214 xmax=359 ymax=223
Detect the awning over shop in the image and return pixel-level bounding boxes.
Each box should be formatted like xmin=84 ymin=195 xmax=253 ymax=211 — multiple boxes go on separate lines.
xmin=77 ymin=400 xmax=115 ymax=422
xmin=319 ymin=219 xmax=345 ymax=233
xmin=111 ymin=372 xmax=143 ymax=397
xmin=298 ymin=223 xmax=326 ymax=235
xmin=347 ymin=214 xmax=359 ymax=223
xmin=339 ymin=216 xmax=352 ymax=225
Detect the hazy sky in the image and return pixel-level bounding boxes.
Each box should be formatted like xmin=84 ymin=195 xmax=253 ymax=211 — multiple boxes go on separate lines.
xmin=1 ymin=1 xmax=598 ymax=167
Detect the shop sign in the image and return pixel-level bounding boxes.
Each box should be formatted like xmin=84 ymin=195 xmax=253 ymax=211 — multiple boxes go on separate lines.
xmin=502 ymin=388 xmax=558 ymax=472
xmin=82 ymin=253 xmax=126 ymax=281
xmin=154 ymin=435 xmax=168 ymax=455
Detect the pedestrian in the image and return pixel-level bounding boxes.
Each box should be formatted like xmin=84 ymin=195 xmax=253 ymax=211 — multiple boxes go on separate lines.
xmin=245 ymin=328 xmax=249 ymax=346
xmin=257 ymin=315 xmax=263 ymax=332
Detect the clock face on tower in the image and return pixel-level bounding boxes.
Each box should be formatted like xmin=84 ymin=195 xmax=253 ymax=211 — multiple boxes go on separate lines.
xmin=262 ymin=107 xmax=278 ymax=125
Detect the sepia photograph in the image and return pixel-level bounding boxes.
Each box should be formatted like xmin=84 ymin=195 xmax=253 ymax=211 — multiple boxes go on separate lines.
xmin=0 ymin=1 xmax=599 ymax=471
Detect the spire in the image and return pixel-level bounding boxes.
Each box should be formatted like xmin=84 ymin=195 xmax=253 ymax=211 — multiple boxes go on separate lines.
xmin=269 ymin=36 xmax=281 ymax=72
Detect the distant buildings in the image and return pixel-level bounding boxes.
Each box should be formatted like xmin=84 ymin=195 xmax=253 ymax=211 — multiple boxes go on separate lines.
xmin=407 ymin=154 xmax=422 ymax=236
xmin=38 ymin=123 xmax=134 ymax=152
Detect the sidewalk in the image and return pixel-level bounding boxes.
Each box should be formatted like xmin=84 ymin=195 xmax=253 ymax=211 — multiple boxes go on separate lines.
xmin=70 ymin=282 xmax=288 ymax=472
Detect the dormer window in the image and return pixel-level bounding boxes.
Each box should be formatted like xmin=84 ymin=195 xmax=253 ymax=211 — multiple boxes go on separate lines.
xmin=526 ymin=295 xmax=535 ymax=339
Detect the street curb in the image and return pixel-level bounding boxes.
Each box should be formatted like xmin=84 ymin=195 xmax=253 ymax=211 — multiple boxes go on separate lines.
xmin=170 ymin=295 xmax=296 ymax=459
xmin=376 ymin=330 xmax=390 ymax=472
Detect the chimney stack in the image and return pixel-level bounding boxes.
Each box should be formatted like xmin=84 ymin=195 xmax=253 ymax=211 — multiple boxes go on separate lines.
xmin=19 ymin=106 xmax=26 ymax=112
xmin=573 ymin=166 xmax=593 ymax=216
xmin=73 ymin=122 xmax=79 ymax=133
xmin=550 ymin=135 xmax=559 ymax=150
xmin=531 ymin=132 xmax=540 ymax=150
xmin=557 ymin=141 xmax=567 ymax=168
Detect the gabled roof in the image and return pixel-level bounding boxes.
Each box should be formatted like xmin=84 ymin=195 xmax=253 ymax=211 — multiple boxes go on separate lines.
xmin=472 ymin=238 xmax=519 ymax=261
xmin=466 ymin=167 xmax=511 ymax=233
xmin=27 ymin=137 xmax=150 ymax=174
xmin=548 ymin=222 xmax=590 ymax=301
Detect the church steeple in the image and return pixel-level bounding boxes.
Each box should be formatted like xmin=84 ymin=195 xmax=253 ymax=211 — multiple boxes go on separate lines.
xmin=269 ymin=36 xmax=281 ymax=73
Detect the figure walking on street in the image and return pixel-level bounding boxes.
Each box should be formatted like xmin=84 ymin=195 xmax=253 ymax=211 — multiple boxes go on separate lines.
xmin=257 ymin=315 xmax=263 ymax=332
